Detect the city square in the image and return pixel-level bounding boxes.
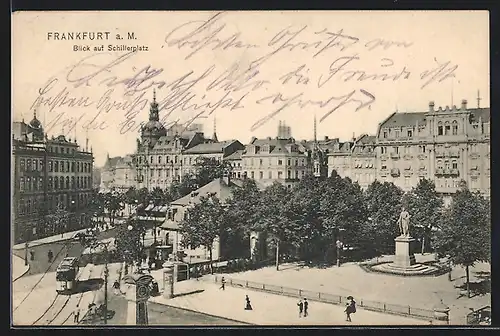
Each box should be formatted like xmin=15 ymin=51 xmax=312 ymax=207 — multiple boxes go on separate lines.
xmin=12 ymin=11 xmax=491 ymax=328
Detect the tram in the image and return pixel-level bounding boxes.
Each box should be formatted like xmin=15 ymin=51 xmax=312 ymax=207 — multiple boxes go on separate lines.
xmin=56 ymin=257 xmax=80 ymax=293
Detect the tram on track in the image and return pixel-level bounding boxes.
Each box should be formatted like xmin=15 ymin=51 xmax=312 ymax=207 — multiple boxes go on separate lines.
xmin=56 ymin=257 xmax=79 ymax=294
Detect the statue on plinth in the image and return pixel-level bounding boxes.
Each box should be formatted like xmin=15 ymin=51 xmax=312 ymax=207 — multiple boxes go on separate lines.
xmin=397 ymin=208 xmax=411 ymax=237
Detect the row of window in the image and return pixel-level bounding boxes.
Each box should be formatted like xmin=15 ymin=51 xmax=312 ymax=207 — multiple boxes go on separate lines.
xmin=244 ymin=158 xmax=307 ymax=167
xmin=245 ymin=170 xmax=306 ymax=180
xmin=379 ymin=160 xmax=459 ymax=171
xmin=17 ymin=193 xmax=91 ymax=216
xmin=19 ymin=176 xmax=91 ymax=192
xmin=19 ymin=158 xmax=91 ymax=173
xmin=48 ymin=146 xmax=76 ymax=155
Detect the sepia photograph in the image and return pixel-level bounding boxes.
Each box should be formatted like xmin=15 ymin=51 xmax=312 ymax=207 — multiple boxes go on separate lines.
xmin=11 ymin=10 xmax=490 ymax=326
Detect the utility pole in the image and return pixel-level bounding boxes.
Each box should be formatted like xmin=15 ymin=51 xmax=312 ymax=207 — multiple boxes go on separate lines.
xmin=103 ymin=244 xmax=109 ymax=325
xmin=24 ymin=241 xmax=29 ymax=266
xmin=275 ymin=239 xmax=280 ymax=271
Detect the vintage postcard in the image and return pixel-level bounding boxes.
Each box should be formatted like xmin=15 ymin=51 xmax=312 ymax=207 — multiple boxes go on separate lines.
xmin=11 ymin=11 xmax=491 ymax=326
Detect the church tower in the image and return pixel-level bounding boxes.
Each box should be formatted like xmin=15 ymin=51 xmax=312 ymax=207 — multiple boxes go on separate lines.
xmin=140 ymin=89 xmax=167 ymax=147
xmin=311 ymin=115 xmax=327 ymax=178
xmin=28 ymin=107 xmax=44 ymax=142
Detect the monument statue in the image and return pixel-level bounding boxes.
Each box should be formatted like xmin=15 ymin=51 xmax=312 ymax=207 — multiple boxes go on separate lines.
xmin=397 ymin=208 xmax=411 ymax=237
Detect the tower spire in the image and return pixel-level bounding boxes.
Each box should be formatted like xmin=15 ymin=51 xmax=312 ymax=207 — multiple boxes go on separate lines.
xmin=212 ymin=113 xmax=218 ymax=142
xmin=477 ymin=90 xmax=482 ymax=108
xmin=313 ymin=114 xmax=317 ymax=143
xmin=153 ymin=88 xmax=156 ymax=102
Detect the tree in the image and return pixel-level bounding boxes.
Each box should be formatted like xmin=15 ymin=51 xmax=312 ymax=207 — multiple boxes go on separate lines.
xmin=223 ymin=179 xmax=262 ymax=259
xmin=47 ymin=202 xmax=70 ymax=235
xmin=88 ymin=191 xmax=106 ymax=224
xmin=136 ymin=187 xmax=150 ymax=205
xmin=434 ymin=182 xmax=491 ymax=298
xmin=193 ymin=157 xmax=233 ymax=186
xmin=115 ymin=220 xmax=142 ymax=264
xmin=363 ymin=180 xmax=404 ymax=255
xmin=405 ymin=178 xmax=444 ymax=254
xmin=318 ymin=171 xmax=368 ymax=263
xmin=179 ymin=195 xmax=226 ymax=274
xmin=124 ymin=187 xmax=138 ymax=213
xmin=289 ymin=174 xmax=326 ymax=263
xmin=104 ymin=192 xmax=125 ymax=224
xmin=258 ymin=182 xmax=294 ymax=270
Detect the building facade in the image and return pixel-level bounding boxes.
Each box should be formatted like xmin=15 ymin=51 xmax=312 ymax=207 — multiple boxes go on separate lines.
xmin=100 ymin=154 xmax=136 ymax=192
xmin=12 ymin=113 xmax=94 ymax=243
xmin=328 ymin=99 xmax=490 ymax=199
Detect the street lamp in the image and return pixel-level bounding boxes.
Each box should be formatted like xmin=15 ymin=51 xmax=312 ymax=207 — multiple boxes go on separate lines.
xmin=336 ymin=228 xmax=346 ymax=267
xmin=93 ymin=241 xmax=110 ymax=325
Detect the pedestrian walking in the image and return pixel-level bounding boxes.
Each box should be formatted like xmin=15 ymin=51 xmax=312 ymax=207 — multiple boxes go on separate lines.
xmin=303 ymin=298 xmax=309 ymax=317
xmin=219 ymin=276 xmax=226 ymax=290
xmin=297 ymin=299 xmax=304 ymax=318
xmin=345 ymin=296 xmax=356 ymax=322
xmin=29 ymin=249 xmax=35 ymax=261
xmin=113 ymin=280 xmax=121 ymax=295
xmin=244 ymin=295 xmax=253 ymax=310
xmin=73 ymin=305 xmax=80 ymax=323
xmin=47 ymin=249 xmax=53 ymax=263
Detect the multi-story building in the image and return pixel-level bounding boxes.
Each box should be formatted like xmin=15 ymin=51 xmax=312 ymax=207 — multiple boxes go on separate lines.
xmin=328 ymin=99 xmax=490 ymax=200
xmin=93 ymin=167 xmax=102 ymax=189
xmin=240 ymin=119 xmax=333 ymax=187
xmin=327 ymin=135 xmax=377 ymax=189
xmin=131 ymin=92 xmax=210 ymax=190
xmin=241 ymin=136 xmax=310 ymax=188
xmin=100 ymin=154 xmax=136 ymax=192
xmin=12 ymin=112 xmax=94 ymax=243
xmin=224 ymin=149 xmax=245 ymax=179
xmin=128 ymin=91 xmax=246 ymax=191
xmin=182 ymin=140 xmax=245 ymax=175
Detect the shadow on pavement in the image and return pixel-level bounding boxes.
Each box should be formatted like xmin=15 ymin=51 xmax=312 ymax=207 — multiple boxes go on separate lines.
xmin=80 ymin=310 xmax=116 ymax=325
xmin=73 ymin=278 xmax=104 ymax=294
xmin=457 ymin=279 xmax=491 ymax=298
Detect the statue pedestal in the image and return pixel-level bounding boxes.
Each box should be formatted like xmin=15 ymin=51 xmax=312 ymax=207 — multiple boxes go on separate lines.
xmin=394 ymin=236 xmax=416 ymax=268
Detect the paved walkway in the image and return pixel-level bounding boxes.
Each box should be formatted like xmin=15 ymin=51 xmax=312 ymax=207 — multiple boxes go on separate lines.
xmin=13 ymin=226 xmax=115 ymax=250
xmin=148 ymin=278 xmax=428 ymax=325
xmin=12 ymin=254 xmax=30 ymax=282
xmin=210 ymin=255 xmax=490 ymax=325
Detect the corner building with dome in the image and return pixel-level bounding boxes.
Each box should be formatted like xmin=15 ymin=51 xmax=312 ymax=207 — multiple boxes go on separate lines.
xmin=12 ymin=111 xmax=95 ymax=243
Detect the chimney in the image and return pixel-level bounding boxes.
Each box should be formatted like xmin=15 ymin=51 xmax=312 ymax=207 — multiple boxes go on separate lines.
xmin=429 ymin=101 xmax=435 ymax=112
xmin=324 ymin=136 xmax=329 ymax=141
xmin=461 ymin=99 xmax=467 ymax=111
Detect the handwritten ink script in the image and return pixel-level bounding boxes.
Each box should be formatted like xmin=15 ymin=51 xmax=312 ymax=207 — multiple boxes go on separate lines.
xmin=30 ymin=11 xmax=459 ymax=137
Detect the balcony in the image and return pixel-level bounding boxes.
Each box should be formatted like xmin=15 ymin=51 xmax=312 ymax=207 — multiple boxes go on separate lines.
xmin=403 ymin=154 xmax=413 ymax=160
xmin=379 ymin=169 xmax=389 ymax=177
xmin=450 ymin=151 xmax=461 ymax=158
xmin=390 ymin=168 xmax=400 ymax=177
xmin=435 ymin=168 xmax=460 ymax=177
xmin=390 ymin=153 xmax=400 ymax=160
xmin=470 ymin=153 xmax=480 ymax=160
xmin=417 ymin=154 xmax=427 ymax=160
xmin=403 ymin=169 xmax=413 ymax=177
xmin=418 ymin=170 xmax=427 ymax=177
xmin=470 ymin=169 xmax=480 ymax=177
xmin=380 ymin=154 xmax=389 ymax=161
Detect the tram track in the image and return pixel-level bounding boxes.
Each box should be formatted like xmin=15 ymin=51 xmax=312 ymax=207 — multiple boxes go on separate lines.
xmin=59 ymin=264 xmax=106 ymax=325
xmin=13 ymin=240 xmax=72 ymax=314
xmin=31 ymin=263 xmax=91 ymax=326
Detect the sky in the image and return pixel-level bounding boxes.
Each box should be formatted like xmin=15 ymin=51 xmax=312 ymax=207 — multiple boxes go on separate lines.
xmin=12 ymin=11 xmax=489 ymax=167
